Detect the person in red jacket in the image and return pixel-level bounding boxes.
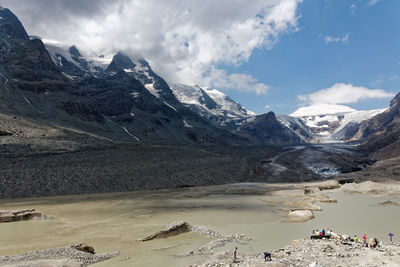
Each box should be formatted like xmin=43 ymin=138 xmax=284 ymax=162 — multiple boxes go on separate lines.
xmin=363 ymin=234 xmax=367 ymax=246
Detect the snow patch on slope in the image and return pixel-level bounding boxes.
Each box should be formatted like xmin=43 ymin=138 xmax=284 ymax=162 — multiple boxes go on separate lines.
xmin=145 ymin=83 xmax=160 ymax=98
xmin=203 ymin=87 xmax=256 ymax=116
xmin=171 ymin=83 xmax=255 ymax=120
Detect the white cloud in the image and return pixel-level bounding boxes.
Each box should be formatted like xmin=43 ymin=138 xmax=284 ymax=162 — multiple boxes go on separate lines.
xmin=322 ymin=33 xmax=349 ymax=44
xmin=264 ymin=104 xmax=272 ymax=109
xmin=298 ymin=83 xmax=395 ymax=105
xmin=0 ymin=0 xmax=303 ymax=94
xmin=368 ymin=0 xmax=382 ymax=6
xmin=204 ymin=69 xmax=269 ymax=94
xmin=350 ymin=4 xmax=357 ymax=15
xmin=389 ymin=75 xmax=399 ymax=81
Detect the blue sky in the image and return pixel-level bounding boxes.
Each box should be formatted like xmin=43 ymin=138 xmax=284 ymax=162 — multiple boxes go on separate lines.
xmin=224 ymin=0 xmax=400 ymax=114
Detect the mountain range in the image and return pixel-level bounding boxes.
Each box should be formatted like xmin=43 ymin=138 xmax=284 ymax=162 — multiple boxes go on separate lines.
xmin=0 ymin=7 xmax=399 ymax=198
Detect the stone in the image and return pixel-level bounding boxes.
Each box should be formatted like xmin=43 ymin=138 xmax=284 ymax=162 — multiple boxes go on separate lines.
xmin=138 ymin=221 xmax=191 ymax=241
xmin=316 ymin=180 xmax=340 ymax=190
xmin=72 ymin=243 xmax=95 ymax=254
xmin=287 ymin=210 xmax=315 ymax=222
xmin=0 ymin=209 xmax=48 ymax=223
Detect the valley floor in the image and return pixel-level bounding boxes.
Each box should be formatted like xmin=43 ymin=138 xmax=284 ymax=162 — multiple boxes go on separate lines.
xmin=0 ymin=142 xmax=372 ymax=199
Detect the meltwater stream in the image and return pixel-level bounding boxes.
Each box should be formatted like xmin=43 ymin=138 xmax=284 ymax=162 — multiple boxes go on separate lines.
xmin=0 ymin=183 xmax=399 ymax=266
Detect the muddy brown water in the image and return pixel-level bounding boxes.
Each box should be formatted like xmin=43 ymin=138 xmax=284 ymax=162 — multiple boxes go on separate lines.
xmin=0 ymin=184 xmax=399 ymax=266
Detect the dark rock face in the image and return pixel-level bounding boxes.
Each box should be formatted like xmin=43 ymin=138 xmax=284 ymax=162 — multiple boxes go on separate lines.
xmin=0 ymin=8 xmax=29 ymax=39
xmin=358 ymin=92 xmax=400 ymax=154
xmin=236 ymin=112 xmax=302 ymax=145
xmin=106 ymin=52 xmax=136 ymax=72
xmin=0 ymin=10 xmax=81 ymax=95
xmin=198 ymin=88 xmax=218 ymax=110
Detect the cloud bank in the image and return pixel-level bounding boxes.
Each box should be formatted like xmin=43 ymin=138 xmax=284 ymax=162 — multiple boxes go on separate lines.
xmin=0 ymin=0 xmax=302 ymax=94
xmin=298 ymin=83 xmax=395 ymax=105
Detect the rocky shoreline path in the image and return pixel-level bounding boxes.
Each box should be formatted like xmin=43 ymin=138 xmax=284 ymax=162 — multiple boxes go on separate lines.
xmin=191 ymin=233 xmax=400 ymax=266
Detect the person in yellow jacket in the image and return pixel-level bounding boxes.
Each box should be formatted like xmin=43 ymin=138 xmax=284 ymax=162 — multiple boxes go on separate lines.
xmin=354 ymin=235 xmax=359 ymax=242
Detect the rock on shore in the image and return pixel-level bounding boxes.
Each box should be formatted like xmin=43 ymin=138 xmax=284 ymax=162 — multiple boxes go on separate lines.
xmin=138 ymin=221 xmax=191 ymax=241
xmin=138 ymin=221 xmax=252 ymax=257
xmin=0 ymin=209 xmax=48 ymax=223
xmin=287 ymin=210 xmax=315 ymax=222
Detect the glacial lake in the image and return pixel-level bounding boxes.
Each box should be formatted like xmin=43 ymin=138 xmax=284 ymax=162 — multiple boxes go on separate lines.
xmin=0 ymin=183 xmax=399 ymax=266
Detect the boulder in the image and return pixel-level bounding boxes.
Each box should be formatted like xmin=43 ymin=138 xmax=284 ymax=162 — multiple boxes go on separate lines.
xmin=287 ymin=210 xmax=314 ymax=222
xmin=72 ymin=243 xmax=95 ymax=254
xmin=305 ymin=186 xmax=322 ymax=195
xmin=316 ymin=180 xmax=340 ymax=190
xmin=138 ymin=221 xmax=191 ymax=241
xmin=0 ymin=209 xmax=48 ymax=223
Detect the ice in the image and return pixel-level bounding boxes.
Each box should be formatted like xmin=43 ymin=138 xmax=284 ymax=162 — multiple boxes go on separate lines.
xmin=122 ymin=126 xmax=140 ymax=142
xmin=163 ymin=101 xmax=177 ymax=112
xmin=145 ymin=83 xmax=160 ymax=98
xmin=183 ymin=120 xmax=193 ymax=128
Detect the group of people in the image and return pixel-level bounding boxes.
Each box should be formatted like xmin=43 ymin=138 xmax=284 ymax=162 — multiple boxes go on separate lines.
xmin=232 ymin=230 xmax=381 ymax=263
xmin=312 ymin=230 xmax=378 ymax=248
xmin=311 ymin=229 xmax=331 ymax=239
xmin=353 ymin=234 xmax=367 ymax=245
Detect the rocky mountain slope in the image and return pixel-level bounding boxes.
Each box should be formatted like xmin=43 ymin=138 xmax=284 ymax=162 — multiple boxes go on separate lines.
xmin=0 ymin=7 xmax=252 ymax=148
xmin=356 ymin=92 xmax=400 ymax=154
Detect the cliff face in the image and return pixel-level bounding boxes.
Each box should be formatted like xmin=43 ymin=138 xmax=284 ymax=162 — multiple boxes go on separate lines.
xmin=357 ymin=92 xmax=400 ymax=158
xmin=235 ymin=112 xmax=303 ymax=145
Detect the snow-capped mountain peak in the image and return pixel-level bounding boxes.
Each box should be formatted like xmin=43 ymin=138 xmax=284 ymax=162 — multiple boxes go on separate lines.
xmin=290 ymin=104 xmax=357 ymax=117
xmin=282 ymin=104 xmax=387 ymax=143
xmin=171 ymin=84 xmax=255 ymax=125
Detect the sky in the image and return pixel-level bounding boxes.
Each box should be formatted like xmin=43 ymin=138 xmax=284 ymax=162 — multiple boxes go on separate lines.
xmin=0 ymin=0 xmax=398 ymax=115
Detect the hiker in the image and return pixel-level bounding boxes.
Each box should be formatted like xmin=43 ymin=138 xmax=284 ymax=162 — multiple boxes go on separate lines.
xmin=354 ymin=235 xmax=359 ymax=243
xmin=233 ymin=247 xmax=238 ymax=262
xmin=264 ymin=251 xmax=271 ymax=261
xmin=363 ymin=234 xmax=367 ymax=246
